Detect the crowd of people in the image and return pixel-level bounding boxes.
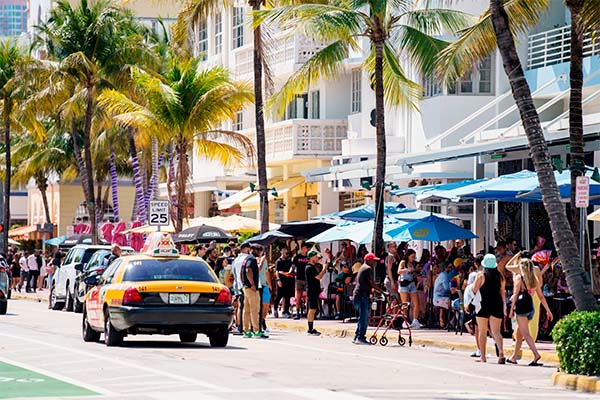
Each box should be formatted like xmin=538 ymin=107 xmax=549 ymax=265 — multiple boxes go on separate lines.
xmin=3 ymin=250 xmax=60 ymax=294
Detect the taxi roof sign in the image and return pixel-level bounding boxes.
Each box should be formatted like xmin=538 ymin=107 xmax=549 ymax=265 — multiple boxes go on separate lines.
xmin=141 ymin=232 xmax=179 ymax=257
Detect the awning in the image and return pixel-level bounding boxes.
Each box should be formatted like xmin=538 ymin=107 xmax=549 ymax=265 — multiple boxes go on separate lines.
xmin=240 ymin=177 xmax=305 ymax=211
xmin=390 ymin=179 xmax=486 ymax=198
xmin=217 ymin=187 xmax=254 ymax=210
xmin=303 ymin=128 xmax=600 ymax=183
xmin=8 ymin=225 xmax=38 ymax=238
xmin=186 ymin=215 xmax=279 ymax=232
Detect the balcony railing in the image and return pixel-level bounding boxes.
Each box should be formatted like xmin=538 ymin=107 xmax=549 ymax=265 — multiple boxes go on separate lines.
xmin=527 ymin=25 xmax=600 ymax=69
xmin=245 ymin=119 xmax=347 ymax=163
xmin=232 ymin=34 xmax=327 ymax=78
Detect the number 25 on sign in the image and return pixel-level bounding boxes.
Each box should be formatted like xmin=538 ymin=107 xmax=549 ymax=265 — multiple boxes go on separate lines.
xmin=149 ymin=200 xmax=170 ymax=226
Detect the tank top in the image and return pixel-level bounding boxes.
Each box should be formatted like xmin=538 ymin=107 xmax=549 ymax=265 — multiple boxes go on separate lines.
xmin=399 ymin=261 xmax=414 ymax=282
xmin=258 ymin=257 xmax=268 ymax=289
xmin=480 ymin=269 xmax=503 ymax=306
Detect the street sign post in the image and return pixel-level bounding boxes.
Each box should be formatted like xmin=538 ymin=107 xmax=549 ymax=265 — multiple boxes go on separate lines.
xmin=575 ymin=176 xmax=591 ymax=291
xmin=149 ymin=200 xmax=170 ymax=230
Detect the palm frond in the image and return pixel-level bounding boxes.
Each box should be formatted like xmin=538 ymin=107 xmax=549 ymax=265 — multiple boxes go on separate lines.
xmin=268 ymin=38 xmax=357 ymax=117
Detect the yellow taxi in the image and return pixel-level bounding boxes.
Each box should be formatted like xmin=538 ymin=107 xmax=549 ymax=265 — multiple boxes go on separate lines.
xmin=81 ymin=233 xmax=233 ymax=347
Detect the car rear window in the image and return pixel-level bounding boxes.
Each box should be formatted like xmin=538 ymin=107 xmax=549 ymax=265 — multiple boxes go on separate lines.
xmin=122 ymin=259 xmax=217 ymax=283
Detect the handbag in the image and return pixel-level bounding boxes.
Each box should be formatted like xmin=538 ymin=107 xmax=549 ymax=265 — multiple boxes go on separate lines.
xmin=514 ymin=278 xmax=534 ymax=315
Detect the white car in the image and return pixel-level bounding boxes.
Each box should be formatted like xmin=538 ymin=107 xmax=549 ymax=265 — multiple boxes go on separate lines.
xmin=51 ymin=245 xmax=133 ymax=312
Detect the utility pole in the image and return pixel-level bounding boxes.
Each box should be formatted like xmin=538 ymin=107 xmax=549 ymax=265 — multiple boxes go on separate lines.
xmin=0 ymin=181 xmax=5 ymax=254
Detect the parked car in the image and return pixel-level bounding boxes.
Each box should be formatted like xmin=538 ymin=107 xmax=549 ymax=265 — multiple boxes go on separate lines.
xmin=74 ymin=249 xmax=111 ymax=313
xmin=51 ymin=245 xmax=133 ymax=313
xmin=0 ymin=256 xmax=10 ymax=315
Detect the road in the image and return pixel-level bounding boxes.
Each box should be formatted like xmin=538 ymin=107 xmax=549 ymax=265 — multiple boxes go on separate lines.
xmin=0 ymin=299 xmax=593 ymax=400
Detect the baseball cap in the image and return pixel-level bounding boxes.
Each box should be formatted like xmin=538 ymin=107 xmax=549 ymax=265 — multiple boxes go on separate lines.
xmin=453 ymin=258 xmax=466 ymax=268
xmin=307 ymin=250 xmax=320 ymax=258
xmin=364 ymin=253 xmax=380 ymax=262
xmin=482 ymin=254 xmax=497 ymax=269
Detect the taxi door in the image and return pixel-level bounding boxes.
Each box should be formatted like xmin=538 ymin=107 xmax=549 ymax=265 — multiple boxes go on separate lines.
xmin=86 ymin=260 xmax=122 ymax=329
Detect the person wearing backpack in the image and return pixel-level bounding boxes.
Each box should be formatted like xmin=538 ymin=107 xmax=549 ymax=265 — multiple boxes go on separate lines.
xmin=508 ymin=258 xmax=554 ymax=366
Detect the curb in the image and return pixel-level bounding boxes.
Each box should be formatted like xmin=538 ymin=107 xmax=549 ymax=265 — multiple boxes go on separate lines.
xmin=11 ymin=293 xmax=47 ymax=303
xmin=269 ymin=320 xmax=559 ymax=364
xmin=552 ymin=372 xmax=600 ymax=393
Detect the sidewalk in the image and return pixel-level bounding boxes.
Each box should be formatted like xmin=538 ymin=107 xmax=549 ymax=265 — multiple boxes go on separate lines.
xmin=10 ymin=290 xmax=558 ymax=364
xmin=267 ymin=316 xmax=558 ymax=364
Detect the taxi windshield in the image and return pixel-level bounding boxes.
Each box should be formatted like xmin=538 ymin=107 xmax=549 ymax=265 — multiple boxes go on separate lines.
xmin=122 ymin=259 xmax=217 ymax=283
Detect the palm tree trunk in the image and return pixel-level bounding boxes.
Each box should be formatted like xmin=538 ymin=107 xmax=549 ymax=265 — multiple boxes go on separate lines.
xmin=250 ymin=0 xmax=269 ymax=234
xmin=175 ymin=140 xmax=188 ymax=232
xmin=151 ymin=137 xmax=159 ymax=201
xmin=36 ymin=174 xmax=51 ymax=224
xmin=83 ymin=84 xmax=97 ymax=244
xmin=70 ymin=119 xmax=90 ymax=203
xmin=127 ymin=127 xmax=145 ymax=222
xmin=96 ymin=178 xmax=103 ymax=222
xmin=2 ymin=101 xmax=11 ymax=253
xmin=371 ymin=38 xmax=387 ymax=258
xmin=567 ymin=0 xmax=585 ymax=247
xmin=490 ymin=0 xmax=597 ymax=311
xmin=109 ymin=150 xmax=119 ymax=222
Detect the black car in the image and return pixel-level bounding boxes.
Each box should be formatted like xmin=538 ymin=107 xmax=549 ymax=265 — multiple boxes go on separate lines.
xmin=74 ymin=249 xmax=111 ymax=313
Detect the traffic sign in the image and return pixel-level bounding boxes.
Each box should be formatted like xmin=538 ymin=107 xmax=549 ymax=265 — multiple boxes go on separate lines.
xmin=575 ymin=176 xmax=590 ymax=208
xmin=149 ymin=200 xmax=170 ymax=226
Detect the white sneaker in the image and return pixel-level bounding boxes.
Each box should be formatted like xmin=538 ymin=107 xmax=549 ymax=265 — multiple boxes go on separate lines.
xmin=263 ymin=329 xmax=270 ymax=338
xmin=411 ymin=320 xmax=423 ymax=329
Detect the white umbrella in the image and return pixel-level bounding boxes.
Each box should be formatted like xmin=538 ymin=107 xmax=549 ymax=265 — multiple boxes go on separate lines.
xmin=8 ymin=238 xmax=20 ymax=246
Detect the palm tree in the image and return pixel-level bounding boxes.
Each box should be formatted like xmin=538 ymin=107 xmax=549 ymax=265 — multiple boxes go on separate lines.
xmin=174 ymin=1 xmax=272 ymax=232
xmin=437 ymin=0 xmax=598 ymax=310
xmin=12 ymin=129 xmax=73 ymax=224
xmin=99 ymin=58 xmax=255 ymax=231
xmin=486 ymin=0 xmax=597 ymax=311
xmin=256 ymin=0 xmax=471 ymax=255
xmin=34 ymin=0 xmax=151 ymax=243
xmin=0 ymin=40 xmax=27 ymax=253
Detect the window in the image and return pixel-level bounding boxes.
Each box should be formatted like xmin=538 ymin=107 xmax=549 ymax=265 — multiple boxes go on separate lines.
xmin=214 ymin=13 xmax=222 ymax=55
xmin=424 ymin=55 xmax=494 ymax=98
xmin=232 ymin=7 xmax=244 ymax=49
xmin=351 ymin=69 xmax=362 ymax=113
xmin=233 ymin=111 xmax=243 ymax=131
xmin=198 ymin=19 xmax=208 ymax=60
xmin=123 ymin=259 xmax=217 ymax=283
xmin=310 ymin=90 xmax=320 ymax=119
xmin=101 ymin=260 xmax=122 ymax=284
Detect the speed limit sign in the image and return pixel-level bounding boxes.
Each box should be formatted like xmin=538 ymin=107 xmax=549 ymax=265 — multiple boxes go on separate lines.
xmin=149 ymin=200 xmax=170 ymax=226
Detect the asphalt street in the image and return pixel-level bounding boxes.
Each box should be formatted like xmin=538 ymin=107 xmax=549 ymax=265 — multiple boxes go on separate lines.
xmin=0 ymin=299 xmax=594 ymax=400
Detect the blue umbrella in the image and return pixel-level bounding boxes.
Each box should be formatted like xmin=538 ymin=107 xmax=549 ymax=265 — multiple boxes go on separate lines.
xmin=306 ymin=221 xmax=358 ymax=243
xmin=46 ymin=235 xmax=67 ymax=247
xmin=388 ymin=215 xmax=478 ymax=242
xmin=437 ymin=170 xmax=536 ymax=202
xmin=318 ymin=202 xmax=456 ymax=222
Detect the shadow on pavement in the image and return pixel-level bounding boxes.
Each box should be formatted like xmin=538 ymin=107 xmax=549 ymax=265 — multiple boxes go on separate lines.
xmin=92 ymin=340 xmax=246 ymax=350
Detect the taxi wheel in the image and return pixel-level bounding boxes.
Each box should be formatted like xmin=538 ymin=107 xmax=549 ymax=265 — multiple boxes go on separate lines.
xmin=104 ymin=312 xmax=124 ymax=347
xmin=208 ymin=328 xmax=229 ymax=348
xmin=82 ymin=309 xmax=101 ymax=342
xmin=179 ymin=333 xmax=197 ymax=343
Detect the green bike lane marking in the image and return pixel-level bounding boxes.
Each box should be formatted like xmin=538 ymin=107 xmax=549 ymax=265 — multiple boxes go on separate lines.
xmin=0 ymin=361 xmax=97 ymax=399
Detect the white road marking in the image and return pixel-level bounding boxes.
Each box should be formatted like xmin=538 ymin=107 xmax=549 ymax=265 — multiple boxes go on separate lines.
xmin=0 ymin=332 xmax=220 ymax=391
xmin=0 ymin=356 xmax=116 ymax=396
xmin=94 ymin=374 xmax=152 ymax=383
xmin=285 ymin=388 xmax=371 ymax=400
xmin=254 ymin=339 xmax=514 ymax=385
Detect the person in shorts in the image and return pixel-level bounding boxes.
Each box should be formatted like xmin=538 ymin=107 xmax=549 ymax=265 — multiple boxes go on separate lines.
xmin=305 ymin=250 xmax=327 ymax=335
xmin=397 ymin=249 xmax=421 ymax=328
xmin=291 ymin=243 xmax=309 ymax=319
xmin=384 ymin=242 xmax=400 ymax=304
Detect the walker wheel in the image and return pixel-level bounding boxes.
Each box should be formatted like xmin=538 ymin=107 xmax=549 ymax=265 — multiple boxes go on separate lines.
xmin=379 ymin=336 xmax=388 ymax=346
xmin=369 ymin=336 xmax=378 ymax=345
xmin=398 ymin=336 xmax=406 ymax=346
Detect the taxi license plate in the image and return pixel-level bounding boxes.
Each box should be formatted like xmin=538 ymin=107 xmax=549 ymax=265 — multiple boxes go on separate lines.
xmin=169 ymin=293 xmax=190 ymax=304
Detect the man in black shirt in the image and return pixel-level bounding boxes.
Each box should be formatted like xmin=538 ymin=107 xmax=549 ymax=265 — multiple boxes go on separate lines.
xmin=274 ymin=247 xmax=293 ymax=318
xmin=305 ymin=250 xmax=327 ymax=336
xmin=353 ymin=253 xmax=382 ymax=345
xmin=291 ymin=243 xmax=309 ymax=320
xmin=242 ymin=244 xmax=263 ymax=338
